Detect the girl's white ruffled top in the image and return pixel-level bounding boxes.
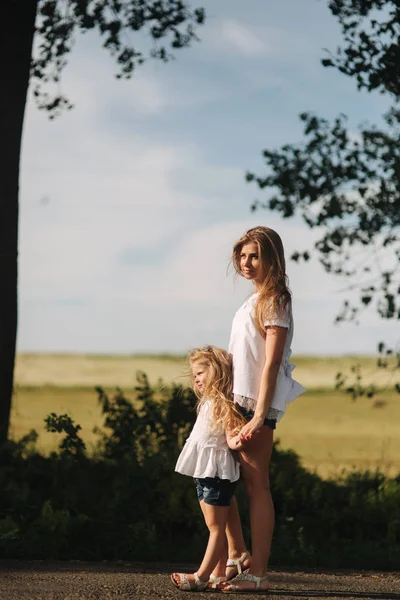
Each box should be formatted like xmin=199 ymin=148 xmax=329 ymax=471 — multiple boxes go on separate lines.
xmin=229 ymin=293 xmax=306 ymax=421
xmin=175 ymin=400 xmax=240 ymax=482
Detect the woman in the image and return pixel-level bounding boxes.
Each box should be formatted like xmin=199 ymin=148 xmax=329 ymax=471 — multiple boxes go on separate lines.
xmin=221 ymin=226 xmax=306 ymax=593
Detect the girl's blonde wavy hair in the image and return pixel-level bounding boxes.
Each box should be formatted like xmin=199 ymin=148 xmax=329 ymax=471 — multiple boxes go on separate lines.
xmin=232 ymin=226 xmax=291 ymax=337
xmin=188 ymin=346 xmax=246 ymax=434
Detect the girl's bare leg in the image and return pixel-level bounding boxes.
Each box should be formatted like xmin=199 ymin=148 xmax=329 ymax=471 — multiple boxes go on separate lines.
xmin=223 ymin=426 xmax=273 ymax=591
xmin=172 ymin=501 xmax=229 ymax=587
xmin=225 ymin=496 xmax=251 ymax=577
xmin=211 ymin=553 xmax=228 ymax=579
xmin=197 ymin=501 xmax=229 ymax=580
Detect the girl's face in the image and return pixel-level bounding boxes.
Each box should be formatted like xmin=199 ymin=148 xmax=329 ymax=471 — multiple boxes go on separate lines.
xmin=240 ymin=242 xmax=264 ymax=284
xmin=192 ymin=361 xmax=209 ymax=394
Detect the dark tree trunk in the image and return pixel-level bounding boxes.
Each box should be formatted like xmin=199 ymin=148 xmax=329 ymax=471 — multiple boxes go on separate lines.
xmin=0 ymin=0 xmax=38 ymax=443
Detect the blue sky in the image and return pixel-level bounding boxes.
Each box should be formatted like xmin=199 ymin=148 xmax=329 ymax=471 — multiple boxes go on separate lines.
xmin=18 ymin=0 xmax=397 ymax=355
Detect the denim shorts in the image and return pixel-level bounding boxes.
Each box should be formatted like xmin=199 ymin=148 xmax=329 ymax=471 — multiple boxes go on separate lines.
xmin=236 ymin=403 xmax=277 ymax=430
xmin=195 ymin=477 xmax=237 ymax=507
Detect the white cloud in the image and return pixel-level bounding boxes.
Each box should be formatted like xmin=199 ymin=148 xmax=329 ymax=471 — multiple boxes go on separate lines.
xmin=214 ymin=18 xmax=313 ymax=63
xmin=17 ymin=2 xmax=395 ymax=357
xmin=220 ymin=20 xmax=268 ymax=56
xmin=18 ymin=209 xmax=396 ymax=354
xmin=19 ymin=101 xmax=396 ymax=357
xmin=127 ymin=72 xmax=167 ymax=115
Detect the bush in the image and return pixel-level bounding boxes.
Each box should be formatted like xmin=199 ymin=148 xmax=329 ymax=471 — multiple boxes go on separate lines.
xmin=0 ymin=372 xmax=399 ymax=568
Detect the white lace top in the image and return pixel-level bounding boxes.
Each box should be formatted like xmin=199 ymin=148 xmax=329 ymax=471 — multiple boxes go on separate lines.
xmin=175 ymin=400 xmax=240 ymax=482
xmin=229 ymin=294 xmax=306 ymax=421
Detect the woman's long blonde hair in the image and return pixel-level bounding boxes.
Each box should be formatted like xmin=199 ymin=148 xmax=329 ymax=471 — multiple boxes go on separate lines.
xmin=232 ymin=226 xmax=291 ymax=337
xmin=188 ymin=346 xmax=245 ymax=434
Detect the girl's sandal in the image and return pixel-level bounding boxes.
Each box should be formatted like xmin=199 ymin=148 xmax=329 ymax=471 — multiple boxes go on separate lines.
xmin=170 ymin=571 xmax=209 ymax=592
xmin=220 ymin=572 xmax=269 ymax=594
xmin=208 ymin=574 xmax=227 ymax=590
xmin=225 ymin=550 xmax=251 ymax=580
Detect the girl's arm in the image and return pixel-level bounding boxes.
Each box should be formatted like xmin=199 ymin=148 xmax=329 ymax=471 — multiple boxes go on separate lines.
xmin=239 ymin=325 xmax=288 ymax=441
xmin=226 ymin=430 xmax=246 ymax=450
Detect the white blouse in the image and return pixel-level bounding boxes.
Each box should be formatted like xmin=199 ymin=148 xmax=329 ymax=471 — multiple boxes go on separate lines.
xmin=175 ymin=400 xmax=240 ymax=482
xmin=229 ymin=294 xmax=306 ymax=421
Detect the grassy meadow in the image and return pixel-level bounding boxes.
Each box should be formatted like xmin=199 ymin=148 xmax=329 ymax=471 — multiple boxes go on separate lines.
xmin=11 ymin=353 xmax=400 ymax=478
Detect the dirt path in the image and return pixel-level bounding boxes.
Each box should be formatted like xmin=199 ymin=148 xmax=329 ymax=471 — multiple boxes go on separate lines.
xmin=0 ymin=561 xmax=399 ymax=600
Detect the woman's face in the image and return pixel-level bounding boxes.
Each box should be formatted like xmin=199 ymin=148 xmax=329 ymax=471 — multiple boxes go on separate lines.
xmin=240 ymin=242 xmax=263 ymax=283
xmin=192 ymin=361 xmax=209 ymax=394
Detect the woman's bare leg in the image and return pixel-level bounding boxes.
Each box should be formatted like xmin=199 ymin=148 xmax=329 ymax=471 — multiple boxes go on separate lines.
xmin=223 ymin=426 xmax=273 ymax=591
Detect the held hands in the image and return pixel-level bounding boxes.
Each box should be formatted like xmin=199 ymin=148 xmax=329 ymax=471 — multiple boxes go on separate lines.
xmin=227 ymin=430 xmax=252 ymax=450
xmin=228 ymin=433 xmax=245 ymax=450
xmin=238 ymin=414 xmax=265 ymax=442
xmin=227 ymin=414 xmax=265 ymax=450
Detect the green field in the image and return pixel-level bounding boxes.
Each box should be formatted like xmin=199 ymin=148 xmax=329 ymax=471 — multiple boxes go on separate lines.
xmin=10 ymin=353 xmax=400 ymax=478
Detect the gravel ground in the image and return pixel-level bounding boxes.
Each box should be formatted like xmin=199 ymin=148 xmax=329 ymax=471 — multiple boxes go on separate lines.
xmin=0 ymin=561 xmax=399 ymax=600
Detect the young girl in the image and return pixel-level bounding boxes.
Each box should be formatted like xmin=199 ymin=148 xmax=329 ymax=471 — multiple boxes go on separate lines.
xmin=220 ymin=226 xmax=306 ymax=593
xmin=171 ymin=346 xmax=247 ymax=592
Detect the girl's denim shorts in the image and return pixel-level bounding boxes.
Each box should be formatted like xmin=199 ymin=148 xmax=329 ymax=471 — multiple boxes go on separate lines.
xmin=195 ymin=477 xmax=237 ymax=507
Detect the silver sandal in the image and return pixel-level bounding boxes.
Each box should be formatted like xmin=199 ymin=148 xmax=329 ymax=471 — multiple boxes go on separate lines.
xmin=170 ymin=571 xmax=209 ymax=592
xmin=208 ymin=574 xmax=227 ymax=589
xmin=226 ymin=550 xmax=250 ymax=579
xmin=221 ymin=572 xmax=269 ymax=594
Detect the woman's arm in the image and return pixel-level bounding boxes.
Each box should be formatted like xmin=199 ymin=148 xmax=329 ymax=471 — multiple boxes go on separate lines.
xmin=239 ymin=325 xmax=288 ymax=441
